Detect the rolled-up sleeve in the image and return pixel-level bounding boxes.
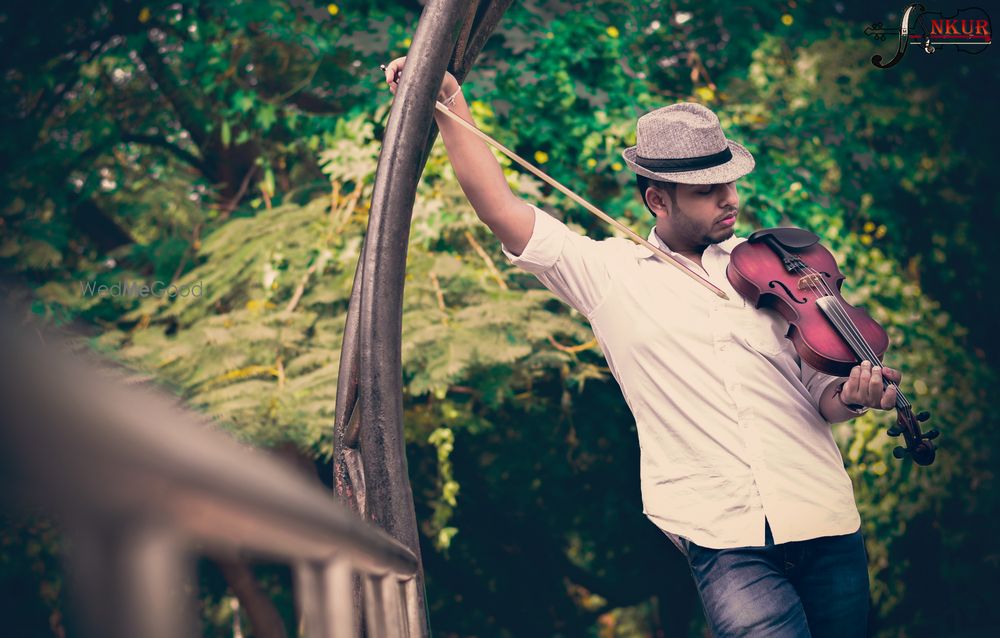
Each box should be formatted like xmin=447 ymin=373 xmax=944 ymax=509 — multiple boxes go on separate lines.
xmin=500 ymin=203 xmax=570 ymax=274
xmin=500 ymin=204 xmax=616 ymax=318
xmin=802 ymin=365 xmax=846 ymax=417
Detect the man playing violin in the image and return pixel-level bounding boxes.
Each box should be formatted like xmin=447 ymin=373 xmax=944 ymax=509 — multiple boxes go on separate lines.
xmin=385 ymin=57 xmax=898 ymax=638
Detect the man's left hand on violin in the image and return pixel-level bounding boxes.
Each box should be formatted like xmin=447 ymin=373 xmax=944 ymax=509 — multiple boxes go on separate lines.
xmin=840 ymin=360 xmax=901 ymax=410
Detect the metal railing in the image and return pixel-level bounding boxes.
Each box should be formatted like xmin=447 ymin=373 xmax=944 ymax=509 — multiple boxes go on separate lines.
xmin=0 ymin=312 xmax=421 ymax=638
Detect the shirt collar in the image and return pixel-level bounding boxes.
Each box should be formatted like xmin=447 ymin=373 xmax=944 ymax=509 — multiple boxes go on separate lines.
xmin=634 ymin=226 xmax=743 ymax=259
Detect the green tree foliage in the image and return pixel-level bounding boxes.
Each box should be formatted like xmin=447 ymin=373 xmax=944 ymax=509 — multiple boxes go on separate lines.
xmin=2 ymin=1 xmax=997 ymax=637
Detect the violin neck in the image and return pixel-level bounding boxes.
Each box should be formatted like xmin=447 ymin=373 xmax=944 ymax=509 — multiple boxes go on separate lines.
xmin=882 ymin=375 xmax=910 ymax=412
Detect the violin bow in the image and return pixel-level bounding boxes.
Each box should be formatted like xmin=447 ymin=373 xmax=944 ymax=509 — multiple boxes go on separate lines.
xmin=430 ymin=98 xmax=730 ymax=300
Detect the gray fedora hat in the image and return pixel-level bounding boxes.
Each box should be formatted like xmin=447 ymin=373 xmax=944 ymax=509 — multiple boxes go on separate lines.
xmin=622 ymin=103 xmax=755 ymax=185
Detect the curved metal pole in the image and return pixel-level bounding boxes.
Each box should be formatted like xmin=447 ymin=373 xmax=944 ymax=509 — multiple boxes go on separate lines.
xmin=333 ymin=235 xmax=366 ymax=510
xmin=333 ymin=0 xmax=512 ymax=461
xmin=452 ymin=0 xmax=514 ymax=81
xmin=332 ymin=2 xmax=514 ymax=455
xmin=332 ymin=1 xmax=516 ymax=634
xmin=357 ymin=0 xmax=469 ymax=633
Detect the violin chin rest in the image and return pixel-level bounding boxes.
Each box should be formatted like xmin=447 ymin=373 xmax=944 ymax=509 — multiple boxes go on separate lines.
xmin=748 ymin=227 xmax=819 ymax=250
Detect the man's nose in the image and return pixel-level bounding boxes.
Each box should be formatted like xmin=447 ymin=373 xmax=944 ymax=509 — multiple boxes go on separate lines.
xmin=719 ymin=183 xmax=738 ymax=208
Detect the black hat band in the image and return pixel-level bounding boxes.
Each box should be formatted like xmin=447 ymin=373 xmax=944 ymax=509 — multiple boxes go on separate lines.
xmin=635 ymin=147 xmax=733 ymax=173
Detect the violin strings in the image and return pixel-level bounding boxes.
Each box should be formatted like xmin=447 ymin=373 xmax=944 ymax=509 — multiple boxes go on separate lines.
xmin=796 ymin=270 xmax=878 ymax=370
xmin=783 ymin=262 xmax=861 ymax=352
xmin=799 ymin=265 xmax=884 ymax=370
xmin=801 ymin=267 xmax=875 ymax=362
xmin=795 ymin=262 xmax=911 ymax=410
xmin=797 ymin=265 xmax=893 ymax=388
xmin=793 ymin=264 xmax=871 ymax=359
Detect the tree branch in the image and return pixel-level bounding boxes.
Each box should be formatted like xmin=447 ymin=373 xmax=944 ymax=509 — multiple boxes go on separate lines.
xmin=137 ymin=33 xmax=211 ymax=151
xmin=216 ymin=164 xmax=259 ymax=218
xmin=121 ymin=133 xmax=208 ymax=174
xmin=285 ymin=91 xmax=345 ymax=115
xmin=215 ymin=560 xmax=289 ymax=638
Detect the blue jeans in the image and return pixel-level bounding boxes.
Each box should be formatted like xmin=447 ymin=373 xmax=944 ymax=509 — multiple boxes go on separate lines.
xmin=679 ymin=520 xmax=870 ymax=637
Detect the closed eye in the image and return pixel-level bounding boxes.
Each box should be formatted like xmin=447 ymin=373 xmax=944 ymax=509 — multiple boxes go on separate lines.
xmin=698 ymin=182 xmax=734 ymax=195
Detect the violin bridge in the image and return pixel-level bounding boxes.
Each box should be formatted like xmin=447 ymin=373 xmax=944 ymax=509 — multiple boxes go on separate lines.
xmin=797 ymin=273 xmax=825 ymax=290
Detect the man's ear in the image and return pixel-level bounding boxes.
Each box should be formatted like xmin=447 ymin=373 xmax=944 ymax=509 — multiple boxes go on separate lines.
xmin=647 ymin=186 xmax=672 ymax=216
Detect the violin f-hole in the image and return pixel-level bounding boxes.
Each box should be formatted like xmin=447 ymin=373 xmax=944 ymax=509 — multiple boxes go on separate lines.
xmin=768 ymin=280 xmax=808 ymax=304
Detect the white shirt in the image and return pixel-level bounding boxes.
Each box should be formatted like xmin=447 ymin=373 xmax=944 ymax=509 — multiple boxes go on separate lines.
xmin=501 ymin=204 xmax=861 ymax=549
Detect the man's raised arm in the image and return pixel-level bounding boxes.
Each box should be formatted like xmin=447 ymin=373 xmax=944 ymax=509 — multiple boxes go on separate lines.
xmin=383 ymin=56 xmax=535 ymax=256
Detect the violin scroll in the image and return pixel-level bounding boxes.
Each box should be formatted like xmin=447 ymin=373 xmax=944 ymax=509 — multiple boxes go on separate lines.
xmin=888 ymin=407 xmax=938 ymax=466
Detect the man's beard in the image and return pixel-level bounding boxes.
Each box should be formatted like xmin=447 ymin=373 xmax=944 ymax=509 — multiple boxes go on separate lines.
xmin=705 ymin=222 xmax=736 ymax=245
xmin=674 ymin=204 xmax=737 ymax=248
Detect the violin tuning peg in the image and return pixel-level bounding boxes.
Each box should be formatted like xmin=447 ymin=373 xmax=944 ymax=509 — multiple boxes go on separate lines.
xmin=924 ymin=429 xmax=940 ymax=441
xmin=893 ymin=446 xmax=908 ymax=459
xmin=887 ymin=425 xmax=902 ymax=437
xmin=916 ymin=411 xmax=931 ymax=422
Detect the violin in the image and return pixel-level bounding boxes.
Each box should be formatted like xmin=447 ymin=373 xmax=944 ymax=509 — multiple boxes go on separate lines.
xmin=726 ymin=227 xmax=939 ymax=466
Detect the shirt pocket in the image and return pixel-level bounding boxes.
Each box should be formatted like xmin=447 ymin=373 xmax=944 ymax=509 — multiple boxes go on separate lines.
xmin=742 ymin=307 xmax=790 ymax=357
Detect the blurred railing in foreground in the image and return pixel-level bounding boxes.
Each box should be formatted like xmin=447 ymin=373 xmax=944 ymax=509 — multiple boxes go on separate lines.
xmin=0 ymin=313 xmax=421 ymax=638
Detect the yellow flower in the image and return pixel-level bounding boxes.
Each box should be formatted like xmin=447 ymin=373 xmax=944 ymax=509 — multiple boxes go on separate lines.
xmin=789 ymin=181 xmax=802 ymax=192
xmin=875 ymin=224 xmax=887 ymax=239
xmin=138 ymin=7 xmax=151 ymax=23
xmin=781 ymin=14 xmax=794 ymax=26
xmin=863 ymin=221 xmax=876 ymax=233
xmin=606 ymin=26 xmax=620 ymax=38
xmin=586 ymin=158 xmax=597 ymax=168
xmin=402 ymin=37 xmax=412 ymax=47
xmin=534 ymin=150 xmax=549 ymax=164
xmin=327 ymin=4 xmax=339 ymax=16
xmin=694 ymin=86 xmax=715 ymax=103
xmin=611 ymin=162 xmax=623 ymax=171
xmin=860 ymin=235 xmax=873 ymax=246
